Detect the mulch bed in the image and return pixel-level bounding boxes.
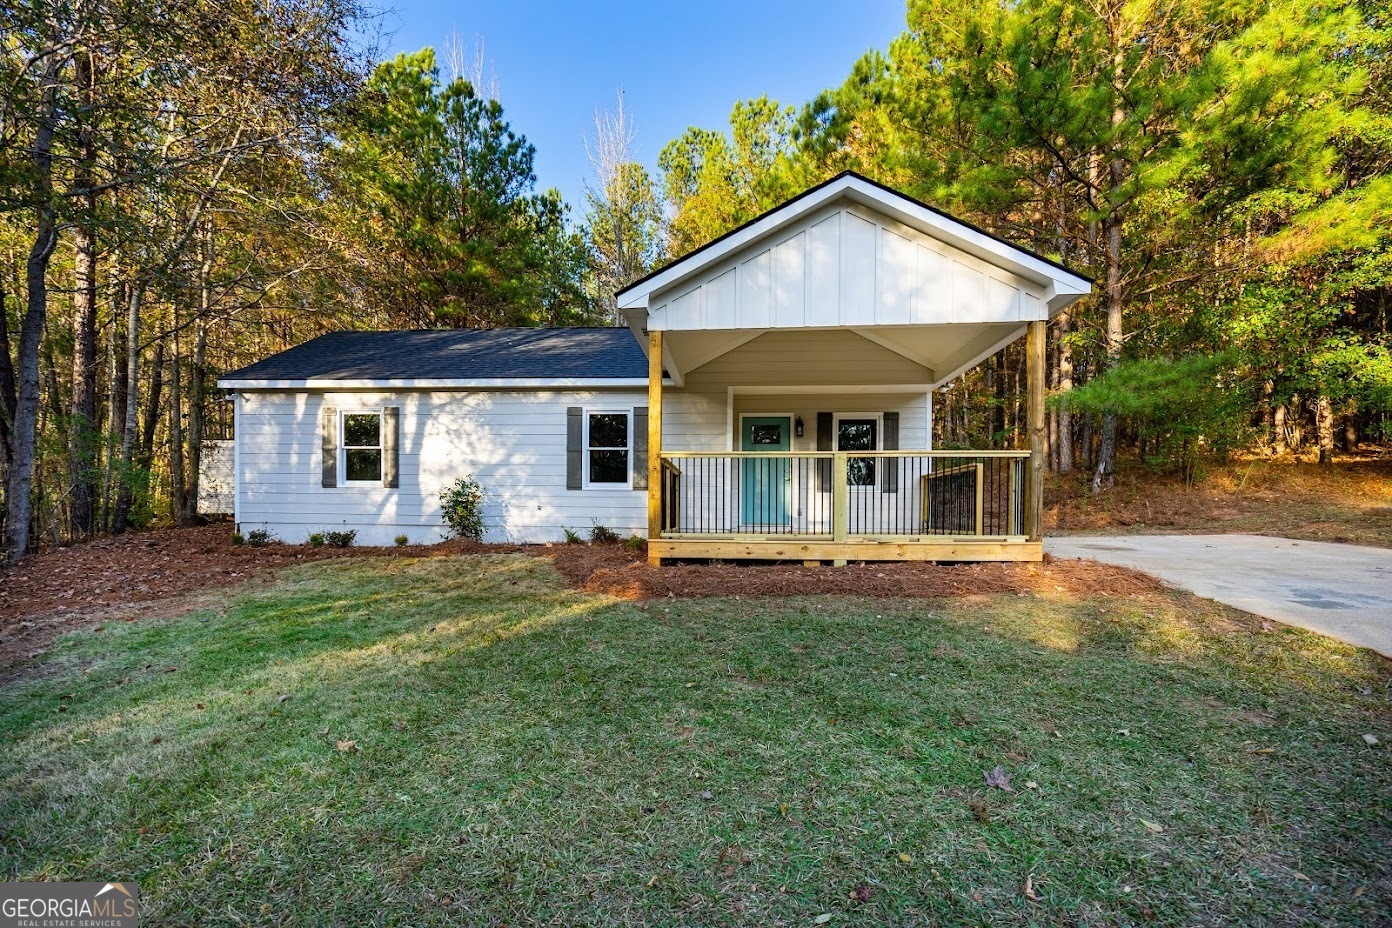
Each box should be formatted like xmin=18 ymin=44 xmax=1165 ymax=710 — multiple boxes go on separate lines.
xmin=0 ymin=525 xmax=1162 ymax=670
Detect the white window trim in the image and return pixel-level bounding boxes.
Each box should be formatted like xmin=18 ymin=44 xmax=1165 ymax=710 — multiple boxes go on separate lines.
xmin=339 ymin=408 xmax=384 ymax=486
xmin=582 ymin=408 xmax=633 ymax=490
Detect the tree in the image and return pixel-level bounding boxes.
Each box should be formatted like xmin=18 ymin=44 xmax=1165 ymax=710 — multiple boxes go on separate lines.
xmin=581 ymin=92 xmax=663 ymax=322
xmin=659 ymin=97 xmax=800 ymax=255
xmin=332 ymin=50 xmax=597 ymax=329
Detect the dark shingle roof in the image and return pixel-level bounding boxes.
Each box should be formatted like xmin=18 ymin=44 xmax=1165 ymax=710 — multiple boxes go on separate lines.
xmin=221 ymin=327 xmax=647 ymax=383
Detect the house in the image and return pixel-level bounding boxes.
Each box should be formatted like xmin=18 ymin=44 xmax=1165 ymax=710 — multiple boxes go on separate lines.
xmin=218 ymin=172 xmax=1091 ymax=563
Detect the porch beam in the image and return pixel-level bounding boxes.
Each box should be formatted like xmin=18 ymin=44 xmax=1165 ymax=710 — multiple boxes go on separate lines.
xmin=647 ymin=330 xmax=664 ymax=566
xmin=1024 ymin=319 xmax=1046 ymax=541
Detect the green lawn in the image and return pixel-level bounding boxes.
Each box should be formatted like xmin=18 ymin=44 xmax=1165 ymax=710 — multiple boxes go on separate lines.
xmin=1 ymin=555 xmax=1388 ymax=926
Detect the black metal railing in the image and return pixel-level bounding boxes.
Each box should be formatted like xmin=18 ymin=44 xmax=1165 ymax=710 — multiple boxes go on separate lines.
xmin=658 ymin=451 xmax=1028 ymax=540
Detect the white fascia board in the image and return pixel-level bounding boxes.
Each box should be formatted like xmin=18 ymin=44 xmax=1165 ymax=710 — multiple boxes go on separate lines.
xmin=217 ymin=377 xmax=656 ymax=390
xmin=839 ymin=178 xmax=1093 ymax=295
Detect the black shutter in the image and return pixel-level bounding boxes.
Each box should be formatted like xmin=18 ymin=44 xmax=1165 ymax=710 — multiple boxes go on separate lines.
xmin=566 ymin=407 xmax=583 ymax=490
xmin=321 ymin=406 xmax=337 ymax=488
xmin=816 ymin=412 xmax=833 ymax=492
xmin=632 ymin=406 xmax=648 ymax=489
xmin=881 ymin=411 xmax=899 ymax=493
xmin=382 ymin=406 xmax=400 ymax=488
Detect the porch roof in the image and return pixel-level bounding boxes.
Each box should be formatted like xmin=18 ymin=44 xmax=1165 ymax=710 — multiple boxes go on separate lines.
xmin=618 ymin=173 xmax=1092 ymax=388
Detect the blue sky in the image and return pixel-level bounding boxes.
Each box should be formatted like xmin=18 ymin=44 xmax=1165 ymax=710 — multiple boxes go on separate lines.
xmin=378 ymin=1 xmax=906 ymax=214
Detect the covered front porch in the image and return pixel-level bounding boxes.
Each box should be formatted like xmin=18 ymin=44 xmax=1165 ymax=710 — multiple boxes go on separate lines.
xmin=641 ymin=327 xmax=1047 ymax=564
xmin=616 ymin=172 xmax=1090 ymax=565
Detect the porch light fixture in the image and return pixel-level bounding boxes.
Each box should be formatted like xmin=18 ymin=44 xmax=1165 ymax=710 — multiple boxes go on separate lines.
xmin=794 ymin=416 xmax=805 ymax=438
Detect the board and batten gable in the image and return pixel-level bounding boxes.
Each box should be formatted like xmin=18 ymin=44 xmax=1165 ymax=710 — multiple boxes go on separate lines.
xmin=233 ymin=388 xmax=649 ymax=545
xmin=645 ymin=203 xmax=1048 ymax=333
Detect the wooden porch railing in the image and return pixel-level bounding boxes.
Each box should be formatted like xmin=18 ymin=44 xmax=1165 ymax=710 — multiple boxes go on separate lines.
xmin=657 ymin=451 xmax=1029 ymax=541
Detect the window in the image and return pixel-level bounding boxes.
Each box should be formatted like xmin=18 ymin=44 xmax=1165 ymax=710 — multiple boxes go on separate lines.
xmin=586 ymin=411 xmax=630 ymax=486
xmin=837 ymin=417 xmax=879 ymax=486
xmin=342 ymin=411 xmax=382 ymax=483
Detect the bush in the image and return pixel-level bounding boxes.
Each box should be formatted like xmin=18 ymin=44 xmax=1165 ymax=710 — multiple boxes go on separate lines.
xmin=323 ymin=529 xmax=357 ymax=548
xmin=439 ymin=476 xmax=486 ymax=540
xmin=624 ymin=534 xmax=646 ymax=552
xmin=246 ymin=528 xmax=274 ymax=547
xmin=394 ymin=534 xmax=409 ymax=547
xmin=589 ymin=524 xmax=620 ymax=544
xmin=307 ymin=532 xmax=325 ymax=547
xmin=562 ymin=527 xmax=584 ymax=544
xmin=230 ymin=532 xmax=245 ymax=546
xmin=1054 ymin=352 xmax=1250 ymax=485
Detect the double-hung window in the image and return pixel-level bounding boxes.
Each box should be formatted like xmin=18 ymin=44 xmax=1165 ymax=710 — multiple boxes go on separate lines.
xmin=341 ymin=411 xmax=383 ymax=484
xmin=585 ymin=410 xmax=631 ymax=486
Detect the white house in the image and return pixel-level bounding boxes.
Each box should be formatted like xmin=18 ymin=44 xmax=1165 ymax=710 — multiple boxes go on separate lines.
xmin=218 ymin=172 xmax=1091 ymax=563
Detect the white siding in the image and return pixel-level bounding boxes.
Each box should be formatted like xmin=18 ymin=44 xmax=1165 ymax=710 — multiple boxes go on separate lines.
xmin=234 ymin=389 xmax=648 ymax=545
xmin=647 ymin=203 xmax=1049 ymax=332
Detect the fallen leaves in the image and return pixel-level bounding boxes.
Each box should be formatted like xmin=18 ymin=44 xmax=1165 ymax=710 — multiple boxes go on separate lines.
xmin=1024 ymin=873 xmax=1042 ymax=901
xmin=1362 ymin=734 xmax=1380 ymax=746
xmin=1139 ymin=818 xmax=1164 ymax=834
xmin=335 ymin=739 xmax=358 ymax=752
xmin=984 ymin=765 xmax=1013 ymax=791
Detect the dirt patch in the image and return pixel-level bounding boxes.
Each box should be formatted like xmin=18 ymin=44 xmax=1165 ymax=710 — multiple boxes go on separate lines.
xmin=549 ymin=543 xmax=1162 ymax=601
xmin=0 ymin=525 xmax=1162 ymax=672
xmin=1047 ymin=455 xmax=1392 ymax=547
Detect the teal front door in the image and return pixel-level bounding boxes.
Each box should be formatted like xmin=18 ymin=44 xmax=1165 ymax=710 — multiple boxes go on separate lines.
xmin=740 ymin=416 xmax=791 ymax=527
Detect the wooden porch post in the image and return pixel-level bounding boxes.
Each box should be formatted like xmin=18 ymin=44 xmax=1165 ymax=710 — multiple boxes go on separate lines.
xmin=647 ymin=330 xmax=663 ymax=567
xmin=1024 ymin=320 xmax=1046 ymax=542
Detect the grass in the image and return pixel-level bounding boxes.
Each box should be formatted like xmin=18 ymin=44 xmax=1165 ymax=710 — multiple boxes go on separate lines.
xmin=1 ymin=555 xmax=1389 ymax=926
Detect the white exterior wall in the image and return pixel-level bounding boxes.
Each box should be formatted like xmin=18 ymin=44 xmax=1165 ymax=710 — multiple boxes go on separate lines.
xmin=234 ymin=388 xmax=649 ymax=545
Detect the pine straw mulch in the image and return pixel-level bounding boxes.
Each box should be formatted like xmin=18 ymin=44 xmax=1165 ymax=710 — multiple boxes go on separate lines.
xmin=0 ymin=524 xmax=1161 ymax=671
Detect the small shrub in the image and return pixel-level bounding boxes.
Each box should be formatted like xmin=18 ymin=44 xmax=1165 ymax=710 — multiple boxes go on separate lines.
xmin=624 ymin=534 xmax=646 ymax=552
xmin=562 ymin=527 xmax=584 ymax=544
xmin=246 ymin=528 xmax=274 ymax=547
xmin=394 ymin=534 xmax=409 ymax=547
xmin=589 ymin=523 xmax=620 ymax=544
xmin=439 ymin=476 xmax=486 ymax=540
xmin=323 ymin=529 xmax=357 ymax=548
xmin=230 ymin=531 xmax=245 ymax=546
xmin=307 ymin=532 xmax=325 ymax=547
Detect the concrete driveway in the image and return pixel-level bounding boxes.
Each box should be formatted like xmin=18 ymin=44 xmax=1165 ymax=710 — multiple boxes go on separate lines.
xmin=1045 ymin=534 xmax=1392 ymax=656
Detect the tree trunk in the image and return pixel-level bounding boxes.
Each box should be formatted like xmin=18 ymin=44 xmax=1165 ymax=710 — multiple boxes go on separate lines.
xmin=1259 ymin=380 xmax=1275 ymax=455
xmin=1091 ymin=212 xmax=1123 ymax=494
xmin=103 ymin=275 xmax=127 ymax=529
xmin=4 ymin=56 xmax=60 ymax=562
xmin=1273 ymin=403 xmax=1288 ymax=456
xmin=1342 ymin=416 xmax=1357 ymax=452
xmin=68 ymin=46 xmax=99 ymax=539
xmin=181 ymin=243 xmax=211 ymax=526
xmin=1056 ymin=312 xmax=1074 ymax=474
xmin=0 ymin=282 xmax=16 ymax=470
xmin=111 ymin=284 xmax=143 ymax=533
xmin=168 ymin=311 xmax=186 ymax=521
xmin=1316 ymin=394 xmax=1334 ymax=465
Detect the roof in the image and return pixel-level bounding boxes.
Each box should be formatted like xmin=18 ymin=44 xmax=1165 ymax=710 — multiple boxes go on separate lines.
xmin=218 ymin=327 xmax=648 ymax=387
xmin=616 ymin=170 xmax=1092 ymax=315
